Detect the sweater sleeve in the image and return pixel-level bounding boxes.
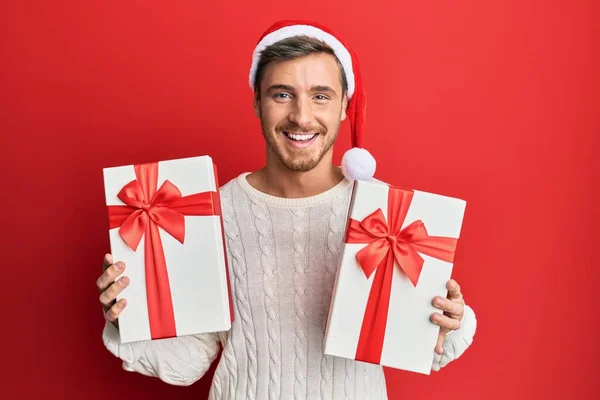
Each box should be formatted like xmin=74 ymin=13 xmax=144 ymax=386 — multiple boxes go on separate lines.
xmin=102 ymin=321 xmax=221 ymax=386
xmin=432 ymin=303 xmax=477 ymax=371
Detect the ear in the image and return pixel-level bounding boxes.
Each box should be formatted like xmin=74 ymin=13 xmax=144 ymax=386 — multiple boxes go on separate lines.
xmin=340 ymin=92 xmax=348 ymax=122
xmin=253 ymin=92 xmax=260 ymax=117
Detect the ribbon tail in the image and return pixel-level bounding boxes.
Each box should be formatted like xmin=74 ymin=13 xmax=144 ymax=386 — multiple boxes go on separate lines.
xmin=145 ymin=222 xmax=177 ymax=339
xmin=151 ymin=207 xmax=186 ymax=244
xmin=355 ymin=251 xmax=395 ymax=364
xmin=393 ymin=243 xmax=425 ymax=287
xmin=356 ymin=239 xmax=389 ymax=278
xmin=118 ymin=210 xmax=147 ymax=251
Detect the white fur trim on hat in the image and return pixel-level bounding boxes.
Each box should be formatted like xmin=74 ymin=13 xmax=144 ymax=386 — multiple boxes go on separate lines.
xmin=249 ymin=25 xmax=355 ymax=98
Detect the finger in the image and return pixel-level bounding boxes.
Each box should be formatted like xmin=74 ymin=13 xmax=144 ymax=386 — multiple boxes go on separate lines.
xmin=435 ymin=330 xmax=448 ymax=355
xmin=431 ymin=313 xmax=461 ymax=331
xmin=446 ymin=279 xmax=462 ymax=300
xmin=103 ymin=253 xmax=113 ymax=270
xmin=104 ymin=298 xmax=127 ymax=322
xmin=96 ymin=261 xmax=126 ymax=293
xmin=432 ymin=296 xmax=464 ymax=316
xmin=99 ymin=276 xmax=130 ymax=307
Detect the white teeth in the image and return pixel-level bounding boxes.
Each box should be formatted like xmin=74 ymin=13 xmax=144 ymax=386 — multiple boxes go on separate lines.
xmin=285 ymin=132 xmax=316 ymax=141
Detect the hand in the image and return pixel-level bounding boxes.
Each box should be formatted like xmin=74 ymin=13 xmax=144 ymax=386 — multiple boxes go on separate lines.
xmin=97 ymin=253 xmax=129 ymax=329
xmin=431 ymin=279 xmax=464 ymax=355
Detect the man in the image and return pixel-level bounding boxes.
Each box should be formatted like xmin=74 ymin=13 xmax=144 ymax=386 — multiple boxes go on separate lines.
xmin=97 ymin=20 xmax=477 ymax=399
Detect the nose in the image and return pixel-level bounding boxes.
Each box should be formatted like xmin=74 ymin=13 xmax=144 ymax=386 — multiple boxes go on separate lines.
xmin=288 ymin=95 xmax=314 ymax=127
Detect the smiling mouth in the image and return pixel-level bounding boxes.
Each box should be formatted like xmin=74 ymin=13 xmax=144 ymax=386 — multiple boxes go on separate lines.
xmin=283 ymin=131 xmax=318 ymax=141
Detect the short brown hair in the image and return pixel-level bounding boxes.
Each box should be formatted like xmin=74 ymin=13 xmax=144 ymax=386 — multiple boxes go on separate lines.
xmin=253 ymin=35 xmax=348 ymax=98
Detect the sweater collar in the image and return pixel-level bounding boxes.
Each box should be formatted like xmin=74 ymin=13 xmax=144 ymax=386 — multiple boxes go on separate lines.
xmin=236 ymin=172 xmax=352 ymax=208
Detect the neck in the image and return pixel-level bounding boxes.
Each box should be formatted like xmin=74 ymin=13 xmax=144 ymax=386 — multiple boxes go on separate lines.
xmin=247 ymin=150 xmax=344 ymax=199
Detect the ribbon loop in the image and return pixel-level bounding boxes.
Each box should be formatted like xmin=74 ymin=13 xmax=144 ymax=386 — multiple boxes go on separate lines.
xmin=117 ymin=180 xmax=146 ymax=208
xmin=398 ymin=220 xmax=428 ymax=243
xmin=359 ymin=209 xmax=393 ymax=239
xmin=151 ymin=180 xmax=182 ymax=206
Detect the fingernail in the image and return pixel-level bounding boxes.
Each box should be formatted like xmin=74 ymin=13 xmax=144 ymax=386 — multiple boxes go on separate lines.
xmin=115 ymin=262 xmax=123 ymax=271
xmin=436 ymin=298 xmax=445 ymax=306
xmin=120 ymin=299 xmax=127 ymax=307
xmin=121 ymin=277 xmax=129 ymax=286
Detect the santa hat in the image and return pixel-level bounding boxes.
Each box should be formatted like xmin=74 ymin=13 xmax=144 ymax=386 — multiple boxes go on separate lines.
xmin=248 ymin=20 xmax=376 ymax=181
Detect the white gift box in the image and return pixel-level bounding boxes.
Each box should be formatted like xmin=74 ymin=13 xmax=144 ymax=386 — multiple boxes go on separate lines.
xmin=103 ymin=155 xmax=232 ymax=344
xmin=324 ymin=180 xmax=466 ymax=374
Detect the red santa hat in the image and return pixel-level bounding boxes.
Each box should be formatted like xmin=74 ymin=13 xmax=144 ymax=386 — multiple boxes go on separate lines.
xmin=249 ymin=20 xmax=376 ymax=181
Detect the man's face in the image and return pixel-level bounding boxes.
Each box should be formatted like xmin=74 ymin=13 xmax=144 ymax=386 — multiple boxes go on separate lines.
xmin=255 ymin=52 xmax=348 ymax=172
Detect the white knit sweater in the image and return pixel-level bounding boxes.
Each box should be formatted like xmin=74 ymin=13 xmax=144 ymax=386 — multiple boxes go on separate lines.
xmin=103 ymin=173 xmax=477 ymax=399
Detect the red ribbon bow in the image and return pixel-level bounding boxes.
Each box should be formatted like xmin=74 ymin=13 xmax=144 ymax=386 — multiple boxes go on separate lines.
xmin=107 ymin=162 xmax=223 ymax=340
xmin=345 ymin=186 xmax=458 ymax=364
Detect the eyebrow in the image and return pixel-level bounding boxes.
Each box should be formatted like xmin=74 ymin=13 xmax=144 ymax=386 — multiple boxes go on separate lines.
xmin=265 ymin=84 xmax=338 ymax=95
xmin=310 ymin=85 xmax=336 ymax=95
xmin=266 ymin=84 xmax=295 ymax=92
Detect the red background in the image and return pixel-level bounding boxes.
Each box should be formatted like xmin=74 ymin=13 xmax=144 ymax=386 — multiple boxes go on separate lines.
xmin=1 ymin=1 xmax=598 ymax=399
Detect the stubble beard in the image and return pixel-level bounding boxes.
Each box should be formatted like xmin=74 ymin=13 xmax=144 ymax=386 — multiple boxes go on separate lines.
xmin=260 ymin=114 xmax=340 ymax=173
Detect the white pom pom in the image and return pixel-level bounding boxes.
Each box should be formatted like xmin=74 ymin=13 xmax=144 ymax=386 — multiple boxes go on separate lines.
xmin=341 ymin=147 xmax=376 ymax=181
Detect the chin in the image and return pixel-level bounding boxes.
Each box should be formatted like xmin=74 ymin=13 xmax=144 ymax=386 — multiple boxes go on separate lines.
xmin=280 ymin=154 xmax=322 ymax=172
xmin=285 ymin=163 xmax=317 ymax=173
xmin=268 ymin=136 xmax=332 ymax=172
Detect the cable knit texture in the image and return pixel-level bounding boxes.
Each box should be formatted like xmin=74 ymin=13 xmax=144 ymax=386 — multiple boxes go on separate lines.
xmin=320 ymin=193 xmax=347 ymax=399
xmin=249 ymin=198 xmax=281 ymax=400
xmin=102 ymin=172 xmax=478 ymax=399
xmin=291 ymin=207 xmax=309 ymax=399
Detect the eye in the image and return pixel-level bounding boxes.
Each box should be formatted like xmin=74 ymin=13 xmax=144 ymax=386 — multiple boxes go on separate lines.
xmin=274 ymin=93 xmax=292 ymax=100
xmin=315 ymin=94 xmax=330 ymax=102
